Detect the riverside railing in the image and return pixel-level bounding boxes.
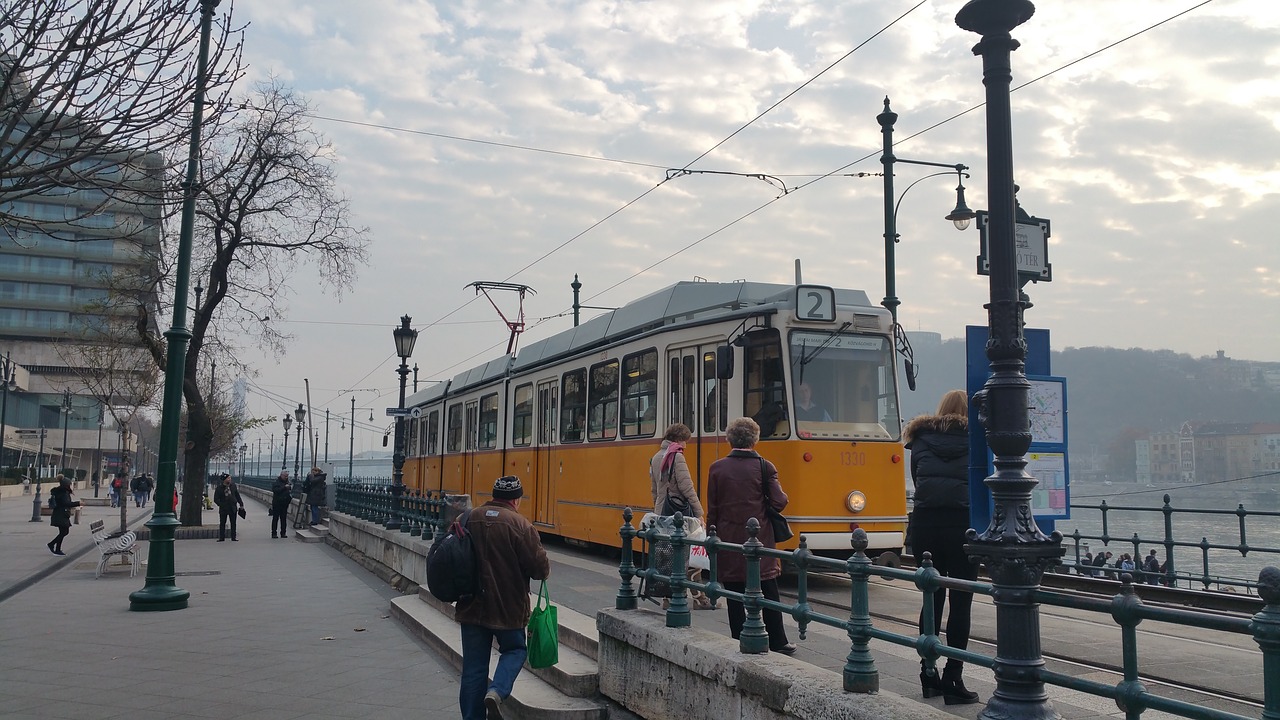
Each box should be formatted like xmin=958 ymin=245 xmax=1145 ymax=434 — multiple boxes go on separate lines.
xmin=1066 ymin=494 xmax=1280 ymax=594
xmin=617 ymin=507 xmax=1280 ymax=720
xmin=332 ymin=480 xmax=452 ymax=540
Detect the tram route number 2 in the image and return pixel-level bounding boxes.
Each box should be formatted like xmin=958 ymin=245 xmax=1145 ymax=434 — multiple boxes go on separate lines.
xmin=795 ymin=285 xmax=836 ymax=322
xmin=839 ymin=451 xmax=866 ymax=466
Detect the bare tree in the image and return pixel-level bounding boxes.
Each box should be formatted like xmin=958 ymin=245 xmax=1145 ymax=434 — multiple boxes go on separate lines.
xmin=133 ymin=80 xmax=370 ymax=525
xmin=0 ymin=0 xmax=244 ymax=225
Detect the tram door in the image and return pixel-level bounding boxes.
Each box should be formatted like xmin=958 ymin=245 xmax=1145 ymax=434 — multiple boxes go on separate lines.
xmin=534 ymin=379 xmax=558 ymax=525
xmin=667 ymin=347 xmax=702 ymax=486
xmin=463 ymin=399 xmax=479 ymax=496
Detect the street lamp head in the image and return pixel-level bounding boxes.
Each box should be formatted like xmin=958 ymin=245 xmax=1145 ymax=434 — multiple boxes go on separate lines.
xmin=239 ymin=443 xmax=248 ymax=453
xmin=283 ymin=415 xmax=292 ymax=432
xmin=294 ymin=403 xmax=306 ymax=425
xmin=955 ymin=0 xmax=1035 ymax=35
xmin=946 ymin=180 xmax=976 ymax=230
xmin=393 ymin=315 xmax=418 ymax=360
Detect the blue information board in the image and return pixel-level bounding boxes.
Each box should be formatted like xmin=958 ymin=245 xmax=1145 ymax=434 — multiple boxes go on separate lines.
xmin=964 ymin=327 xmax=1071 ymax=535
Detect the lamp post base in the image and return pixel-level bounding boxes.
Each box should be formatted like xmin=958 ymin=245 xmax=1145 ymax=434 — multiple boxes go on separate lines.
xmin=129 ymin=512 xmax=189 ymax=612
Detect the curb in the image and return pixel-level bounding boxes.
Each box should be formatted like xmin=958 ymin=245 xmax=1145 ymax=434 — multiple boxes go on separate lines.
xmin=0 ymin=507 xmax=154 ymax=604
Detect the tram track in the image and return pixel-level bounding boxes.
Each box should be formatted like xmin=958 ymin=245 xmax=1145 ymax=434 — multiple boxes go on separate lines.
xmin=784 ymin=570 xmax=1266 ymax=714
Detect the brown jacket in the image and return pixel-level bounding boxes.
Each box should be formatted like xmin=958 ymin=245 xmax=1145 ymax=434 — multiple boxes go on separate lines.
xmin=650 ymin=441 xmax=704 ymax=519
xmin=454 ymin=500 xmax=551 ymax=630
xmin=706 ymin=448 xmax=788 ymax=582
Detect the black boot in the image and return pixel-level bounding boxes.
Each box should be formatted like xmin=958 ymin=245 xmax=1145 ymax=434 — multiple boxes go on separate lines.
xmin=920 ymin=662 xmax=943 ymax=699
xmin=941 ymin=662 xmax=979 ymax=705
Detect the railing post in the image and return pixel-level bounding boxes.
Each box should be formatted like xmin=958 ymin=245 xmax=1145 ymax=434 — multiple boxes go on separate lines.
xmin=792 ymin=535 xmax=813 ymax=641
xmin=740 ymin=517 xmax=768 ymax=654
xmin=705 ymin=524 xmax=722 ymax=606
xmin=845 ymin=528 xmax=878 ymax=693
xmin=616 ymin=508 xmax=638 ymax=610
xmin=1162 ymin=494 xmax=1175 ymax=587
xmin=1251 ymin=566 xmax=1280 ymax=720
xmin=666 ymin=512 xmax=691 ymax=628
xmin=915 ymin=551 xmax=943 ymax=684
xmin=1111 ymin=575 xmax=1147 ymax=720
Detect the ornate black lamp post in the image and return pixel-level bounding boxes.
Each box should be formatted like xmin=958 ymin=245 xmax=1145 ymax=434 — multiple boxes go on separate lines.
xmin=238 ymin=443 xmax=248 ymax=482
xmin=388 ymin=315 xmax=418 ymax=530
xmin=877 ymin=99 xmax=976 ymax=324
xmin=293 ymin=404 xmax=305 ymax=481
xmin=59 ymin=389 xmax=71 ymax=482
xmin=29 ymin=427 xmax=47 ymax=522
xmin=282 ymin=415 xmax=292 ymax=470
xmin=130 ymin=0 xmax=223 ymax=612
xmin=955 ymin=2 xmax=1063 ymax=719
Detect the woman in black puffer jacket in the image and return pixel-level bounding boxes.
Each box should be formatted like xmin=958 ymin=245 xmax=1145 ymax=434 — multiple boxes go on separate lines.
xmin=904 ymin=389 xmax=979 ymax=706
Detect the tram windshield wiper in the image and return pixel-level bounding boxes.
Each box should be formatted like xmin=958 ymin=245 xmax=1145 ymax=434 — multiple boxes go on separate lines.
xmin=796 ymin=322 xmax=852 ymax=374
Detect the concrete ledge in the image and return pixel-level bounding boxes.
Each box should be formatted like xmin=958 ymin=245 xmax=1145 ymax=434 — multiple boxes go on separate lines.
xmin=597 ymin=608 xmax=953 ymax=720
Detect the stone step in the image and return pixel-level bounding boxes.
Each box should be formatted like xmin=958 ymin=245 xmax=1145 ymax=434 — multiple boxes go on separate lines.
xmin=420 ymin=587 xmax=600 ymax=662
xmin=293 ymin=524 xmax=328 ymax=543
xmin=391 ymin=595 xmax=607 ymax=720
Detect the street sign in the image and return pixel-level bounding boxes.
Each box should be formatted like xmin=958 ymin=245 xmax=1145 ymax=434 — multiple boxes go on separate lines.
xmin=975 ymin=210 xmax=1052 ymax=283
xmin=385 ymin=408 xmax=410 ymax=418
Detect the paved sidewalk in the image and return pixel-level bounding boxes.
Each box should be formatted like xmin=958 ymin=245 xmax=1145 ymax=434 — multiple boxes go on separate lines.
xmin=0 ymin=493 xmax=459 ymax=720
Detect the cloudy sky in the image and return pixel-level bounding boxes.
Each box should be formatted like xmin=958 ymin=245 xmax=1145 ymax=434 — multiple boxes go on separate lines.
xmin=216 ymin=0 xmax=1280 ymax=454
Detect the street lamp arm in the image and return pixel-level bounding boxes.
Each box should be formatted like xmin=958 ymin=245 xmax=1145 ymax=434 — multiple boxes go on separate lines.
xmin=895 ymin=158 xmax=968 ymax=173
xmin=892 ymin=170 xmax=970 ymax=230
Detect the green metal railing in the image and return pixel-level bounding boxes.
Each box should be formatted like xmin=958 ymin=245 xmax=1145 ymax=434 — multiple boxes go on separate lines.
xmin=617 ymin=507 xmax=1280 ymax=720
xmin=1067 ymin=494 xmax=1280 ymax=593
xmin=332 ymin=480 xmax=451 ymax=541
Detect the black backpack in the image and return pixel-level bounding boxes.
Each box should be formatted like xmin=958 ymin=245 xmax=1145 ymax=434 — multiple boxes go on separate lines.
xmin=426 ymin=511 xmax=479 ymax=603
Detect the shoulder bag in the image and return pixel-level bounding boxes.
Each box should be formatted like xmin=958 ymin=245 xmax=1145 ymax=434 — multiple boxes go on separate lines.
xmin=659 ymin=460 xmax=690 ymax=517
xmin=759 ymin=457 xmax=793 ymax=542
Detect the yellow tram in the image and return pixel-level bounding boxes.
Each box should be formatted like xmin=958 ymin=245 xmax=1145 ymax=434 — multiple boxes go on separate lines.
xmin=400 ymin=280 xmax=908 ymax=558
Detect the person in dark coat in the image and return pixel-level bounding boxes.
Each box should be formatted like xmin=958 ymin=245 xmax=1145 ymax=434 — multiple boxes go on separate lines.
xmin=904 ymin=389 xmax=979 ymax=705
xmin=213 ymin=473 xmax=244 ymax=541
xmin=301 ymin=468 xmax=327 ymax=526
xmin=270 ymin=471 xmax=292 ymax=538
xmin=454 ymin=475 xmax=550 ymax=720
xmin=47 ymin=477 xmax=81 ymax=555
xmin=706 ymin=416 xmax=796 ymax=655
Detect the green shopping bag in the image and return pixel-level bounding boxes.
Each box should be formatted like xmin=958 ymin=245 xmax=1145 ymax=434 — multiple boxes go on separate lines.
xmin=527 ymin=580 xmax=559 ymax=668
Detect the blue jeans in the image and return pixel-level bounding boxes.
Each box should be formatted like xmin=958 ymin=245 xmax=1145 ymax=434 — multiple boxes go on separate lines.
xmin=310 ymin=505 xmax=323 ymax=524
xmin=459 ymin=623 xmax=526 ymax=720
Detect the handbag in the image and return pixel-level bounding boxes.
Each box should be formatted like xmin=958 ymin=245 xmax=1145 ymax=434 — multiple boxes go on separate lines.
xmin=526 ymin=580 xmax=559 ymax=668
xmin=760 ymin=458 xmax=793 ymax=543
xmin=660 ymin=491 xmax=690 ymax=517
xmin=237 ymin=506 xmax=247 ymax=520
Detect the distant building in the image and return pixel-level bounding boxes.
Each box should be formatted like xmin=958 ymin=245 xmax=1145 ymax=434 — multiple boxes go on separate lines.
xmin=0 ymin=117 xmax=161 ymax=476
xmin=1136 ymin=421 xmax=1280 ymax=486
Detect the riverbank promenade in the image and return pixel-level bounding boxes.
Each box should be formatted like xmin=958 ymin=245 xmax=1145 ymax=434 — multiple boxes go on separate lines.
xmin=0 ymin=494 xmax=456 ymax=720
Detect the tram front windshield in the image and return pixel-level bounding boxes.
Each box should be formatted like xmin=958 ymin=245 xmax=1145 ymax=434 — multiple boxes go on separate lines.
xmin=789 ymin=330 xmax=901 ymax=441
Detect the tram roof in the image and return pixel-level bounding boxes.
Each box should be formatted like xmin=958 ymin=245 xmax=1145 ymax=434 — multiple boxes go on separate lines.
xmin=509 ymin=280 xmax=874 ymax=373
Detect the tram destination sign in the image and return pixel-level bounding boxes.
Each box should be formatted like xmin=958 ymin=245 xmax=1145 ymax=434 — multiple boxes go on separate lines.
xmin=974 ymin=210 xmax=1052 ymax=283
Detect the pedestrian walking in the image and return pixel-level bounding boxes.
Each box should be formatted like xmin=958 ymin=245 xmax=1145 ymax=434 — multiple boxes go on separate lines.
xmin=904 ymin=389 xmax=980 ymax=705
xmin=455 ymin=475 xmax=550 ymax=720
xmin=140 ymin=473 xmax=154 ymax=508
xmin=1081 ymin=550 xmax=1094 ymax=576
xmin=46 ymin=477 xmax=81 ymax=556
xmin=213 ymin=472 xmax=244 ymax=542
xmin=271 ymin=471 xmax=292 ymax=538
xmin=706 ymin=416 xmax=797 ymax=656
xmin=109 ymin=471 xmax=125 ymax=508
xmin=649 ymin=423 xmax=713 ymax=610
xmin=1142 ymin=550 xmax=1162 ymax=585
xmin=302 ymin=468 xmax=327 ymax=526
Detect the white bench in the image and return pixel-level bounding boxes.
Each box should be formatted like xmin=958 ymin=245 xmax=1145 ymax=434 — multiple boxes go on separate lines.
xmin=88 ymin=520 xmax=139 ymax=579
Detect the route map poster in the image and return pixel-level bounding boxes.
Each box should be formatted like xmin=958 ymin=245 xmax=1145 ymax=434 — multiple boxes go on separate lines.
xmin=1027 ymin=375 xmax=1069 ymax=520
xmin=1027 ymin=452 xmax=1067 ymax=516
xmin=1029 ymin=379 xmax=1065 ymax=445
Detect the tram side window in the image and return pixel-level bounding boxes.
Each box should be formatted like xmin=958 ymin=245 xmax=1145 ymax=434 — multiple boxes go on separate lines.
xmin=512 ymin=384 xmax=534 ymax=447
xmin=669 ymin=356 xmax=681 ymax=426
xmin=478 ymin=393 xmax=499 ymax=450
xmin=682 ymin=355 xmax=696 ymax=428
xmin=702 ymin=352 xmax=728 ymax=433
xmin=561 ymin=368 xmax=587 ymax=443
xmin=621 ymin=348 xmax=658 ymax=438
xmin=427 ymin=410 xmax=440 ymax=455
xmin=743 ymin=330 xmax=789 ymax=439
xmin=445 ymin=404 xmax=463 ymax=453
xmin=588 ymin=359 xmax=619 ymax=441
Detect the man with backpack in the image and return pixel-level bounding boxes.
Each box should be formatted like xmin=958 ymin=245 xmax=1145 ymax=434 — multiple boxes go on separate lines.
xmin=453 ymin=475 xmax=549 ymax=720
xmin=1142 ymin=549 xmax=1162 ymax=585
xmin=110 ymin=471 xmax=125 ymax=508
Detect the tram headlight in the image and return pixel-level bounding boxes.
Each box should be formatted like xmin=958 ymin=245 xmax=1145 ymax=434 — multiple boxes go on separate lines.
xmin=845 ymin=490 xmax=867 ymax=513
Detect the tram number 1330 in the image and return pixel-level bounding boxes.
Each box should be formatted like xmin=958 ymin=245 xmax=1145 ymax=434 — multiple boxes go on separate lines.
xmin=839 ymin=451 xmax=867 ymax=466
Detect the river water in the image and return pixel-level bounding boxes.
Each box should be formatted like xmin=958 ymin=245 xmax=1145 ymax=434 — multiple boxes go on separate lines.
xmin=1050 ymin=481 xmax=1280 ymax=589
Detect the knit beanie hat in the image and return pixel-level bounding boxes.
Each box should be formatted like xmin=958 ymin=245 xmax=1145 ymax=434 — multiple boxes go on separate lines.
xmin=493 ymin=475 xmax=523 ymax=500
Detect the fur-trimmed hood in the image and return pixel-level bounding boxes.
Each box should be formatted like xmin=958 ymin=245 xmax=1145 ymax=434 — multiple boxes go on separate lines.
xmin=903 ymin=413 xmax=967 ymax=445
